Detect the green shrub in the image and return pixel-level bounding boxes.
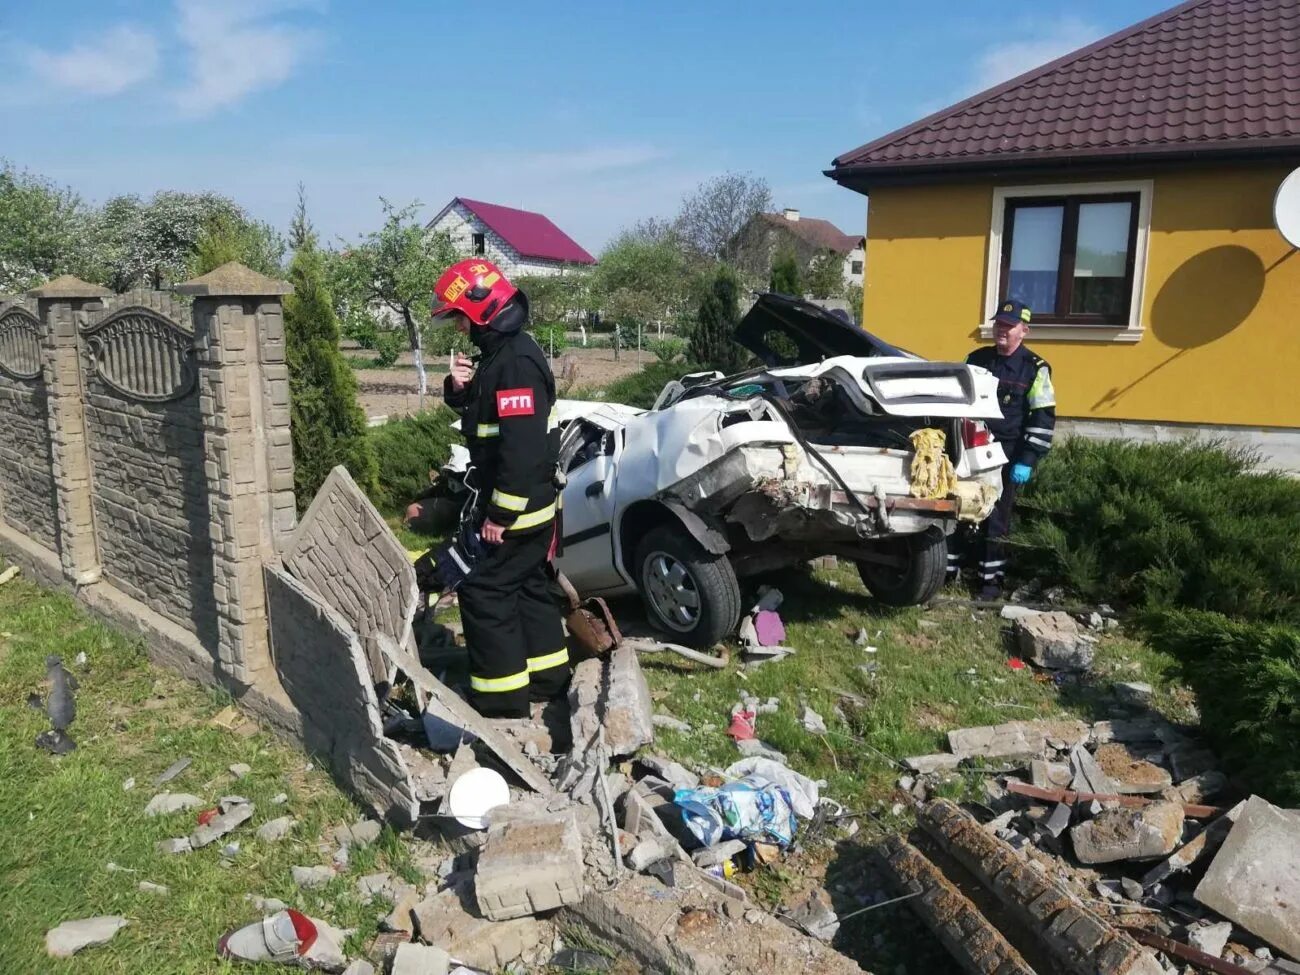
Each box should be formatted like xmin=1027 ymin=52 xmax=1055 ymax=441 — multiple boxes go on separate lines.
xmin=595 ymin=361 xmax=703 ymax=410
xmin=373 ymin=330 xmax=405 ymax=367
xmin=530 ymin=322 xmax=568 ymax=356
xmin=283 ymin=237 xmax=377 ymax=511
xmin=1015 ymin=438 xmax=1300 ymax=624
xmin=649 ymin=337 xmax=687 ymax=364
xmin=1141 ymin=608 xmax=1300 ymax=806
xmin=423 ymin=323 xmax=472 ymax=357
xmin=689 ymin=265 xmax=750 ymax=375
xmin=366 ymin=408 xmax=458 ymax=512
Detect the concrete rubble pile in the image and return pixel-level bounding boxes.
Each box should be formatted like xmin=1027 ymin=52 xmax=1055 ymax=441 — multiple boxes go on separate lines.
xmin=881 ymin=708 xmax=1300 ymax=974
xmin=251 ymin=467 xmax=865 ymax=972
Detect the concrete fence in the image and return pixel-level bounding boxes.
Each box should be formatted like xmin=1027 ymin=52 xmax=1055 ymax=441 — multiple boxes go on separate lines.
xmin=0 ymin=263 xmax=300 ymax=728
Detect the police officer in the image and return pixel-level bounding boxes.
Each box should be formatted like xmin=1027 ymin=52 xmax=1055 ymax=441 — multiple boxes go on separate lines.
xmin=961 ymin=299 xmax=1056 ymax=600
xmin=432 ymin=259 xmax=570 ymax=718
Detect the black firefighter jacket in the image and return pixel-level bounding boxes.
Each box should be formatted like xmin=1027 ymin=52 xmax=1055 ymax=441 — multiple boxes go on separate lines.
xmin=444 ymin=330 xmax=560 ymax=534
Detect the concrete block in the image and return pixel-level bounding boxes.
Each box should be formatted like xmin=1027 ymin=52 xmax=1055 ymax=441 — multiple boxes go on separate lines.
xmin=390 ymin=943 xmax=450 ymax=975
xmin=1187 ymin=920 xmax=1233 ymax=959
xmin=474 ymin=810 xmax=586 ymax=920
xmin=947 ymin=719 xmax=1090 ymax=760
xmin=903 ymin=753 xmax=962 ymax=774
xmin=1092 ymin=743 xmax=1172 ymax=795
xmin=412 ymin=879 xmax=547 ymax=970
xmin=1194 ymin=796 xmax=1300 ymax=961
xmin=1016 ymin=612 xmax=1093 ymax=671
xmin=1070 ymin=802 xmax=1184 ymax=864
xmin=45 ymin=916 xmax=129 ymax=958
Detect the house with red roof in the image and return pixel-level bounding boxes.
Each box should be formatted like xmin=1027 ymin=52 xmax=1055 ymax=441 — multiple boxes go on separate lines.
xmin=827 ymin=0 xmax=1300 ymax=470
xmin=427 ymin=198 xmax=596 ymax=278
xmin=740 ymin=208 xmax=865 ymax=289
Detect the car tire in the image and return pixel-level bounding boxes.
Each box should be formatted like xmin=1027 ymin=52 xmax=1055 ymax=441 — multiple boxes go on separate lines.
xmin=634 ymin=524 xmax=741 ymax=649
xmin=856 ymin=529 xmax=948 ymax=607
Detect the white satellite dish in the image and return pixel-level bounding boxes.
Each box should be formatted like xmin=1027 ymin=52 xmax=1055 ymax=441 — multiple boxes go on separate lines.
xmin=1273 ymin=167 xmax=1300 ymax=248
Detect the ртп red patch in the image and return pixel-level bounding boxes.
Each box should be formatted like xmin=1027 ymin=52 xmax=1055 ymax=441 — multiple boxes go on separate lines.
xmin=496 ymin=388 xmax=535 ymax=417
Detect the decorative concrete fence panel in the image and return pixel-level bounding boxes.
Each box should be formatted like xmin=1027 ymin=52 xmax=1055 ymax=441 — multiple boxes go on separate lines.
xmin=0 ymin=298 xmax=59 ymax=550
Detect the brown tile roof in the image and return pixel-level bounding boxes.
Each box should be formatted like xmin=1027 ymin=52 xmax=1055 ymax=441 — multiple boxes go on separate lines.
xmin=829 ymin=0 xmax=1300 ymax=189
xmin=756 ymin=213 xmax=863 ymax=253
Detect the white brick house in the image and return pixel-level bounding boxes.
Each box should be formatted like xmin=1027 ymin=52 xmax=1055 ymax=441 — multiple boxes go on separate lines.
xmin=742 ymin=208 xmax=865 ymax=289
xmin=426 ymin=198 xmax=597 ymax=278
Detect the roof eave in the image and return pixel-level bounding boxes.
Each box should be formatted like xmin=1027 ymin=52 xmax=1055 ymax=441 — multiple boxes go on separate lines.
xmin=827 ymin=139 xmax=1300 ymax=194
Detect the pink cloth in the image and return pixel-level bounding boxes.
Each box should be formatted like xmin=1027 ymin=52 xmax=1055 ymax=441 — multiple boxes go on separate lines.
xmin=754 ymin=610 xmax=786 ymax=647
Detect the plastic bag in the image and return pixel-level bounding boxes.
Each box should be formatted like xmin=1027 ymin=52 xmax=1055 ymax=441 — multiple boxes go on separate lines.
xmin=724 ymin=757 xmax=819 ymax=820
xmin=673 ymin=775 xmax=798 ymax=849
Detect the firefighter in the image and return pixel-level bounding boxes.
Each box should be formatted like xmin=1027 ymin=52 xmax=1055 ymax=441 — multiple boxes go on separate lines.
xmin=432 ymin=259 xmax=569 ymax=718
xmin=961 ymin=299 xmax=1056 ymax=600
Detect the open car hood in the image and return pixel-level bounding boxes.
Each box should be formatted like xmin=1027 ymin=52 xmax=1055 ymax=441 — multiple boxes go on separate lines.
xmin=735 ymin=292 xmax=910 ymax=367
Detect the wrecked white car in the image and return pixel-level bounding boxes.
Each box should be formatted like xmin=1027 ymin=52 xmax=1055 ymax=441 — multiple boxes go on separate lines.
xmin=547 ymin=294 xmax=1008 ymax=647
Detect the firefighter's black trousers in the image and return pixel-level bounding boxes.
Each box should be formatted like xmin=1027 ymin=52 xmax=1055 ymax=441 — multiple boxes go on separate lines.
xmin=459 ymin=525 xmax=570 ymax=718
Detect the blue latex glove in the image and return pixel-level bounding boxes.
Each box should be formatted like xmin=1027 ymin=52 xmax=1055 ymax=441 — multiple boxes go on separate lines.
xmin=1011 ymin=463 xmax=1033 ymax=486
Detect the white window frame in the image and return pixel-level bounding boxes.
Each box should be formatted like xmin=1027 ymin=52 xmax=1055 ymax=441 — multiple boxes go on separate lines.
xmin=981 ymin=179 xmax=1154 ymax=344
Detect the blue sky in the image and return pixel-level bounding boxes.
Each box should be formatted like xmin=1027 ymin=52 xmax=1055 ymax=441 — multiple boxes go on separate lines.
xmin=0 ymin=1 xmax=1172 ymax=253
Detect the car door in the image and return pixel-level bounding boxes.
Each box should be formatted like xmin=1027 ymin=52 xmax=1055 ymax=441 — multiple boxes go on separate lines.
xmin=557 ymin=421 xmax=625 ymax=592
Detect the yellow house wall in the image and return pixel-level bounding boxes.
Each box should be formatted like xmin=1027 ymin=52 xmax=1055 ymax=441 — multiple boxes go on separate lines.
xmin=861 ymin=163 xmax=1300 ymax=428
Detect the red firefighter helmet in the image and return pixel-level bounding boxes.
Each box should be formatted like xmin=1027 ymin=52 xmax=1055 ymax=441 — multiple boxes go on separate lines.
xmin=431 ymin=258 xmax=519 ymax=327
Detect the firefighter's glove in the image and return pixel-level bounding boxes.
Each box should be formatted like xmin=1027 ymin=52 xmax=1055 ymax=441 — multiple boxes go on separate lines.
xmin=1011 ymin=463 xmax=1033 ymax=486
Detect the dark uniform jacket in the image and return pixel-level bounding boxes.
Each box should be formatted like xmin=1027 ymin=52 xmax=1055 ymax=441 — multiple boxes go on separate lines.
xmin=444 ymin=330 xmax=560 ymax=534
xmin=965 ymin=345 xmax=1056 ymax=468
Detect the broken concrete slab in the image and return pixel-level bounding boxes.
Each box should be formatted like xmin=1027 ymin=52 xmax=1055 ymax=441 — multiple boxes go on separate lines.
xmin=379 ymin=634 xmax=553 ymax=797
xmin=153 ymin=757 xmax=192 ymax=785
xmin=734 ymin=738 xmax=787 ymax=763
xmin=786 ymin=888 xmax=839 ymax=942
xmin=562 ymin=873 xmax=867 ymax=975
xmin=569 ymin=646 xmax=654 ymax=759
xmin=1093 ymin=743 xmax=1173 ymax=795
xmin=634 ymin=755 xmax=698 ymax=791
xmin=356 ymin=872 xmax=393 ymax=904
xmin=1016 ymin=611 xmax=1094 ymax=671
xmin=137 ymin=881 xmax=169 ymax=896
xmin=1113 ymin=682 xmax=1153 ymax=706
xmin=1031 ymin=759 xmax=1073 ymax=790
xmin=144 ymin=792 xmax=204 ymax=817
xmin=876 ymin=833 xmax=1036 ymax=975
xmin=1000 ymin=604 xmax=1043 ymax=621
xmin=947 ymin=719 xmax=1090 ymax=760
xmin=1071 ymin=801 xmax=1185 ymax=864
xmin=256 ymin=816 xmax=295 ymax=843
xmin=390 ymin=942 xmax=450 ymax=975
xmin=1069 ymin=744 xmax=1120 ymax=795
xmin=189 ymin=801 xmax=254 ymax=848
xmin=627 ymin=837 xmax=669 ymax=872
xmin=229 ymin=762 xmax=252 ymax=779
xmin=1187 ymin=920 xmax=1234 ymax=959
xmin=800 ymin=706 xmax=828 ymax=735
xmin=156 ymin=837 xmax=192 ymax=855
xmin=917 ymin=800 xmax=1163 ymax=975
xmin=1141 ymin=802 xmax=1245 ymax=888
xmin=652 ymin=713 xmax=692 ymax=734
xmin=692 ymin=839 xmax=747 ymax=870
xmin=903 ymin=753 xmax=962 ymax=774
xmin=266 ymin=565 xmax=421 ymax=825
xmin=1194 ymin=796 xmax=1300 ymax=961
xmin=381 ymin=884 xmax=421 ymax=935
xmin=475 ymin=809 xmax=586 ymax=921
xmin=1169 ymin=770 xmax=1228 ymax=804
xmin=46 ymin=916 xmax=129 ymax=957
xmin=412 ymin=878 xmax=548 ymax=971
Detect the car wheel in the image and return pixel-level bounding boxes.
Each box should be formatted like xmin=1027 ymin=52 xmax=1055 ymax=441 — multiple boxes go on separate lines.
xmin=635 ymin=524 xmax=741 ymax=649
xmin=856 ymin=529 xmax=947 ymax=607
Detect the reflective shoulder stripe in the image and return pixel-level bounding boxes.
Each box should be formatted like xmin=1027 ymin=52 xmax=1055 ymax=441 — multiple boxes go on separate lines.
xmin=527 ymin=648 xmax=569 ymax=673
xmin=1026 ymin=435 xmax=1052 ymax=449
xmin=491 ymin=489 xmax=529 ymax=512
xmin=548 ymin=407 xmax=559 ymax=432
xmin=1027 ymin=365 xmax=1056 ymax=409
xmin=470 ymin=670 xmax=529 ymax=694
xmin=475 ymin=423 xmax=500 ymax=438
xmin=506 ymin=501 xmax=556 ymax=532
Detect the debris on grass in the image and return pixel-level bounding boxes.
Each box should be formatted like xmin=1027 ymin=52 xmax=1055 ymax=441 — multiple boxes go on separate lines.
xmin=153 ymin=756 xmax=192 ymax=785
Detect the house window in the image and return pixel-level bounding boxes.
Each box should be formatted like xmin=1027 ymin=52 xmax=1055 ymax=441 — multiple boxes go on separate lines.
xmin=851 ymin=260 xmax=863 ymax=275
xmin=985 ymin=180 xmax=1153 ymax=342
xmin=471 ymin=232 xmax=485 ymax=256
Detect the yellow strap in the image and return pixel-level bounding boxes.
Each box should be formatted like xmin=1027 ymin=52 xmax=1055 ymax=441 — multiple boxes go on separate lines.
xmin=475 ymin=423 xmax=500 ymax=438
xmin=506 ymin=501 xmax=556 ymax=532
xmin=492 ymin=489 xmax=529 ymax=512
xmin=470 ymin=670 xmax=529 ymax=693
xmin=527 ymin=648 xmax=569 ymax=673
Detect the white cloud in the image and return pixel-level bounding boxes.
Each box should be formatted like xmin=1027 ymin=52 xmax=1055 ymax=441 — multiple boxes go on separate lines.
xmin=171 ymin=0 xmax=322 ymax=116
xmin=970 ymin=16 xmax=1102 ymax=93
xmin=25 ymin=25 xmax=159 ymax=96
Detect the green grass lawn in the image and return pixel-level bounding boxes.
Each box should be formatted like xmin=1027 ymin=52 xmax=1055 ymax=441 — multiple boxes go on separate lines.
xmin=0 ymin=576 xmax=420 ymax=974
